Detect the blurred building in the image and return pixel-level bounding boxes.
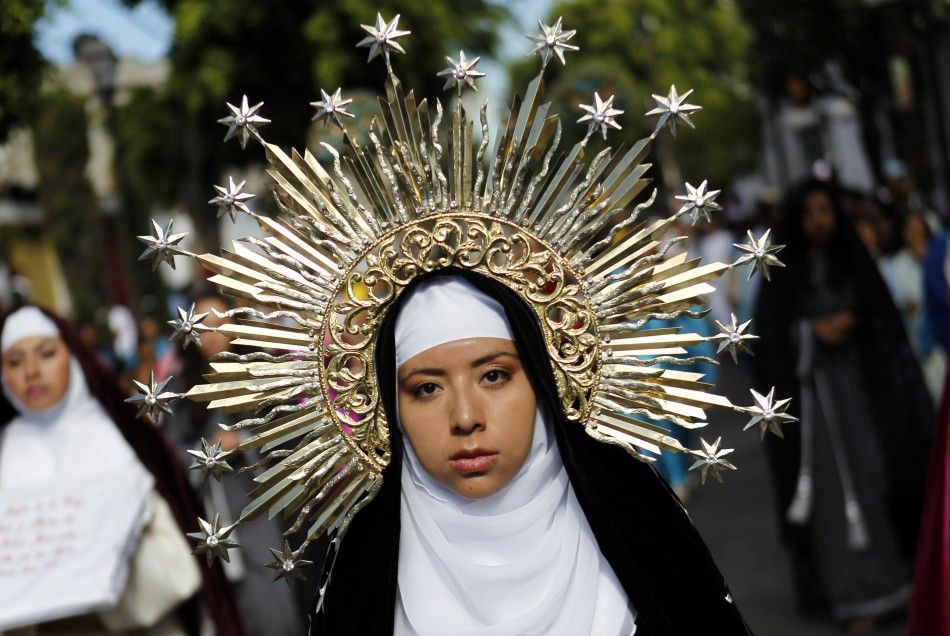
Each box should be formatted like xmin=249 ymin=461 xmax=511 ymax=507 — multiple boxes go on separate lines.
xmin=753 ymin=0 xmax=950 ymax=216
xmin=0 ymin=48 xmax=168 ymax=315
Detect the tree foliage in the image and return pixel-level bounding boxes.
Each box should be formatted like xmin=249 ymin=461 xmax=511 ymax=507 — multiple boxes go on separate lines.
xmin=31 ymin=89 xmax=106 ymax=318
xmin=512 ymin=0 xmax=759 ymax=193
xmin=121 ymin=0 xmax=505 ymax=248
xmin=0 ymin=0 xmax=49 ymax=142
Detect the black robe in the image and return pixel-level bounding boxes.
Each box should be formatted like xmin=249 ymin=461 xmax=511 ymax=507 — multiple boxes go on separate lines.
xmin=310 ymin=269 xmax=751 ymax=635
xmin=753 ymin=181 xmax=933 ymax=613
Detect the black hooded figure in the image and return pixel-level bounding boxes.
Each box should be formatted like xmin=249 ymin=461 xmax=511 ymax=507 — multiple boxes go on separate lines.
xmin=753 ymin=179 xmax=932 ymax=624
xmin=310 ymin=268 xmax=752 ymax=635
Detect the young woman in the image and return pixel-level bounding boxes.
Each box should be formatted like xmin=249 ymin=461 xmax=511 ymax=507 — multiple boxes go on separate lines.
xmin=754 ymin=180 xmax=933 ymax=630
xmin=311 ymin=271 xmax=751 ymax=635
xmin=0 ymin=306 xmax=244 ymax=635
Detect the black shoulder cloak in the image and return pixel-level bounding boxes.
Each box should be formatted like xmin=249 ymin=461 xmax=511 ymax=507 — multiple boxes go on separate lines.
xmin=310 ymin=270 xmax=751 ymax=635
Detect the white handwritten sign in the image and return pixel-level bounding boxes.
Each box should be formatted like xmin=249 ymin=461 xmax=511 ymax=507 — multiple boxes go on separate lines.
xmin=0 ymin=463 xmax=153 ymax=630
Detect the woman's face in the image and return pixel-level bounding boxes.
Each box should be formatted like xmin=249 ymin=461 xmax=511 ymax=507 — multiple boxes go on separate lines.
xmin=397 ymin=337 xmax=537 ymax=500
xmin=2 ymin=336 xmax=71 ymax=411
xmin=801 ymin=190 xmax=837 ymax=249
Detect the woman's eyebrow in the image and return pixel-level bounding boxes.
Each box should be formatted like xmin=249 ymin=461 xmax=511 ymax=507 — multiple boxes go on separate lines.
xmin=399 ymin=367 xmax=446 ymax=383
xmin=32 ymin=338 xmax=58 ymax=352
xmin=470 ymin=351 xmax=519 ymax=367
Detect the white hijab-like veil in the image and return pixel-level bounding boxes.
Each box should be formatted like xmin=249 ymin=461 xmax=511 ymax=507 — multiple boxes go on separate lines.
xmin=392 ymin=277 xmax=636 ymax=635
xmin=0 ymin=307 xmax=136 ymax=487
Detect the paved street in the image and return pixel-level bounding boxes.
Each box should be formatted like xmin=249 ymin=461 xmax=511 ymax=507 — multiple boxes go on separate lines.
xmin=685 ymin=365 xmax=907 ymax=636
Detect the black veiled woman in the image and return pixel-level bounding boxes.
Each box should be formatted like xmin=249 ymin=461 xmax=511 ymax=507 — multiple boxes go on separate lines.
xmin=753 ymin=180 xmax=932 ymax=628
xmin=311 ymin=270 xmax=752 ymax=635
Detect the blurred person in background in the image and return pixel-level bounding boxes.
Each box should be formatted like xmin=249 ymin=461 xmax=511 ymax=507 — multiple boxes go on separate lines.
xmin=166 ymin=289 xmax=305 ymax=636
xmin=882 ymin=213 xmax=945 ymax=404
xmin=108 ymin=305 xmax=139 ymax=376
xmin=0 ymin=305 xmax=244 ymax=635
xmin=908 ymin=227 xmax=950 ymax=635
xmin=754 ymin=179 xmax=932 ymax=633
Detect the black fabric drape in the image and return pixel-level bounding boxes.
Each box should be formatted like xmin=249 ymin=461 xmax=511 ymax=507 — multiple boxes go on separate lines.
xmin=311 ymin=269 xmax=751 ymax=635
xmin=0 ymin=308 xmax=246 ymax=636
xmin=753 ymin=182 xmax=933 ymax=561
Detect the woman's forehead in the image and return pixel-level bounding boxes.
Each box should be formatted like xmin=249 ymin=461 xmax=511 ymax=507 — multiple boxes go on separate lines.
xmin=2 ymin=335 xmax=63 ymax=356
xmin=397 ymin=337 xmax=517 ymax=372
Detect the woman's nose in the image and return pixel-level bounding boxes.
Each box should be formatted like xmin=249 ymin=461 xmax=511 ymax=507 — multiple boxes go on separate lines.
xmin=451 ymin=386 xmax=485 ymax=434
xmin=23 ymin=355 xmax=41 ymax=378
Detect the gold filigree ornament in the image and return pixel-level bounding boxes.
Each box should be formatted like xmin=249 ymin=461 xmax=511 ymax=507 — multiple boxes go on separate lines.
xmin=133 ymin=13 xmax=795 ymax=580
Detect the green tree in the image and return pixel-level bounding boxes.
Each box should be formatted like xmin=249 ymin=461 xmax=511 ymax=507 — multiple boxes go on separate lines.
xmin=31 ymin=89 xmax=107 ymax=318
xmin=512 ymin=0 xmax=759 ymax=195
xmin=0 ymin=0 xmax=51 ymax=142
xmin=122 ymin=0 xmax=506 ymax=250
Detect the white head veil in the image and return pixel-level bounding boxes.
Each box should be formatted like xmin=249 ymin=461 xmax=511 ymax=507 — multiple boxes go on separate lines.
xmin=392 ymin=277 xmax=636 ymax=635
xmin=0 ymin=307 xmax=135 ymax=487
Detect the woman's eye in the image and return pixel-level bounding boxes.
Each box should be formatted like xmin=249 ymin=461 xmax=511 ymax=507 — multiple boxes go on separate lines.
xmin=413 ymin=382 xmax=441 ymax=399
xmin=482 ymin=369 xmax=510 ymax=385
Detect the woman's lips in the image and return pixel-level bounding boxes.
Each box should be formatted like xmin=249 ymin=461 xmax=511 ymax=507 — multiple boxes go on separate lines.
xmin=449 ymin=451 xmax=498 ymax=475
xmin=25 ymin=386 xmax=48 ymax=399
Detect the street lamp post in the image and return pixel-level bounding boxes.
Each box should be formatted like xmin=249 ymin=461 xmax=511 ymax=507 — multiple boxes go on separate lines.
xmin=73 ymin=34 xmax=132 ymax=308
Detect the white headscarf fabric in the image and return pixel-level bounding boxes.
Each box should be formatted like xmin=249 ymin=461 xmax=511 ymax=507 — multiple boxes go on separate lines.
xmin=393 ymin=277 xmax=636 ymax=635
xmin=0 ymin=308 xmax=136 ymax=488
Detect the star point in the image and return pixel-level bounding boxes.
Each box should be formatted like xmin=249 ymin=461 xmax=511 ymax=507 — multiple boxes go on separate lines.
xmin=187 ymin=514 xmax=240 ymax=565
xmin=710 ymin=313 xmax=759 ymax=364
xmin=688 ymin=437 xmax=737 ymax=485
xmin=646 ymin=85 xmax=701 ymax=137
xmin=265 ymin=541 xmax=314 ymax=587
xmin=675 ymin=180 xmax=722 ymax=225
xmin=357 ymin=13 xmax=410 ymax=69
xmin=218 ymin=95 xmax=270 ymax=149
xmin=578 ymin=92 xmax=623 ymax=140
xmin=209 ymin=176 xmax=255 ymax=222
xmin=437 ymin=50 xmax=486 ymax=95
xmin=310 ymin=88 xmax=355 ymax=129
xmin=743 ymin=387 xmax=797 ymax=440
xmin=734 ymin=228 xmax=786 ymax=281
xmin=526 ymin=16 xmax=579 ymax=69
xmin=124 ymin=370 xmax=179 ymax=420
xmin=187 ymin=438 xmax=234 ymax=481
xmin=168 ymin=303 xmax=209 ymax=349
xmin=137 ymin=218 xmax=187 ymax=271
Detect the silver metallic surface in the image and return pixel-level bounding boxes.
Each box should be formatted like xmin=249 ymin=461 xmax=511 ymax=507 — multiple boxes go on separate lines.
xmin=218 ymin=95 xmax=270 ymax=149
xmin=136 ymin=218 xmax=187 ymax=271
xmin=209 ymin=176 xmax=255 ymax=222
xmin=646 ymin=85 xmax=701 ymax=137
xmin=526 ymin=17 xmax=579 ymax=69
xmin=688 ymin=436 xmax=737 ymax=485
xmin=577 ymin=92 xmax=623 ymax=140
